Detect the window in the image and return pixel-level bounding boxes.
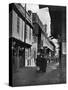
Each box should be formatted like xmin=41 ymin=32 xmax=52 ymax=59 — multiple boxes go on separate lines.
xmin=22 ymin=20 xmax=25 ymax=41
xmin=25 ymin=24 xmax=30 ymax=43
xmin=25 ymin=24 xmax=28 ymax=39
xmin=17 ymin=15 xmax=20 ymax=34
xmin=29 ymin=27 xmax=31 ymax=41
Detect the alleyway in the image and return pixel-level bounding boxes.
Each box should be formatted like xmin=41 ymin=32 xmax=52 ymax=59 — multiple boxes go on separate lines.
xmin=13 ymin=58 xmax=66 ymax=86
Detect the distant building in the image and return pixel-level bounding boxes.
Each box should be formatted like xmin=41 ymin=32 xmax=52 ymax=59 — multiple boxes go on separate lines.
xmin=32 ymin=13 xmax=55 ymax=59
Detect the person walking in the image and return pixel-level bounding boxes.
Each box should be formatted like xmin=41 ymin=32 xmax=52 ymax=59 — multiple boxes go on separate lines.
xmin=36 ymin=52 xmax=47 ymax=72
xmin=41 ymin=55 xmax=47 ymax=72
xmin=36 ymin=52 xmax=42 ymax=72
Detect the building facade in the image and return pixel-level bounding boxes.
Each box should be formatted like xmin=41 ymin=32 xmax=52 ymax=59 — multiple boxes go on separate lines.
xmin=9 ymin=3 xmax=33 ymax=71
xmin=32 ymin=13 xmax=55 ymax=62
xmin=9 ymin=3 xmax=56 ymax=70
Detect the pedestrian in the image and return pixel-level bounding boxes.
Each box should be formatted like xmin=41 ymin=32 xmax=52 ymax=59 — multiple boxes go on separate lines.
xmin=36 ymin=52 xmax=47 ymax=72
xmin=41 ymin=55 xmax=47 ymax=72
xmin=36 ymin=52 xmax=42 ymax=72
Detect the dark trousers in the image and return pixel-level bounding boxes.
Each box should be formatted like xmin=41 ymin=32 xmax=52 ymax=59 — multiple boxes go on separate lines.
xmin=40 ymin=61 xmax=47 ymax=72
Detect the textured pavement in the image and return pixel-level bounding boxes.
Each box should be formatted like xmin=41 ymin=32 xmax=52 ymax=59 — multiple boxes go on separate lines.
xmin=13 ymin=61 xmax=66 ymax=86
xmin=13 ymin=55 xmax=66 ymax=86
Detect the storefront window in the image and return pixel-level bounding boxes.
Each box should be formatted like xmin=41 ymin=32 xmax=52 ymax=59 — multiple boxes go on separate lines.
xmin=25 ymin=48 xmax=32 ymax=67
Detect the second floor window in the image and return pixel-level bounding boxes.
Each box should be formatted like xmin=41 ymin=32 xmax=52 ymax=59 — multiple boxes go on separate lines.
xmin=17 ymin=15 xmax=20 ymax=34
xmin=25 ymin=24 xmax=28 ymax=40
xmin=29 ymin=27 xmax=31 ymax=41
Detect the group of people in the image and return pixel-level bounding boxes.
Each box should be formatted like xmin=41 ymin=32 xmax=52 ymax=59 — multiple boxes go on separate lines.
xmin=36 ymin=52 xmax=47 ymax=72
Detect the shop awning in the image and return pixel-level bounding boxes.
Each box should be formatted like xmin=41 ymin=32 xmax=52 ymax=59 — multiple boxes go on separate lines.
xmin=43 ymin=38 xmax=54 ymax=51
xmin=9 ymin=37 xmax=32 ymax=48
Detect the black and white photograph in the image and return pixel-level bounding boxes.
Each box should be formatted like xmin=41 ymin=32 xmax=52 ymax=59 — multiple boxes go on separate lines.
xmin=9 ymin=3 xmax=66 ymax=87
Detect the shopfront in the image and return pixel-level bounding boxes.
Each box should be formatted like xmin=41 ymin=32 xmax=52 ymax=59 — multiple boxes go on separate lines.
xmin=10 ymin=37 xmax=32 ymax=72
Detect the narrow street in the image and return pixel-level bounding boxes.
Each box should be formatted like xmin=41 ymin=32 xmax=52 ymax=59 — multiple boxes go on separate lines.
xmin=46 ymin=62 xmax=59 ymax=72
xmin=9 ymin=4 xmax=66 ymax=86
xmin=13 ymin=61 xmax=61 ymax=86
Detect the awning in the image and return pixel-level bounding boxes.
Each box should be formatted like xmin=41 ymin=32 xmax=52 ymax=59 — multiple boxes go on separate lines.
xmin=43 ymin=38 xmax=54 ymax=51
xmin=9 ymin=37 xmax=32 ymax=48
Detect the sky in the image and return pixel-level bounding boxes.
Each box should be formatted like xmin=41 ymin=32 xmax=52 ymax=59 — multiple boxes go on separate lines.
xmin=37 ymin=7 xmax=51 ymax=37
xmin=21 ymin=3 xmax=39 ymax=13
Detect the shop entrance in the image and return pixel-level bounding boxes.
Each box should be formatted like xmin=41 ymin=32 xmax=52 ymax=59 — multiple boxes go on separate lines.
xmin=19 ymin=47 xmax=25 ymax=68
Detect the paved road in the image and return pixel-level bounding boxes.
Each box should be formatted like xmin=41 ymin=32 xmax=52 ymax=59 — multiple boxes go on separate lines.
xmin=13 ymin=61 xmax=65 ymax=86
